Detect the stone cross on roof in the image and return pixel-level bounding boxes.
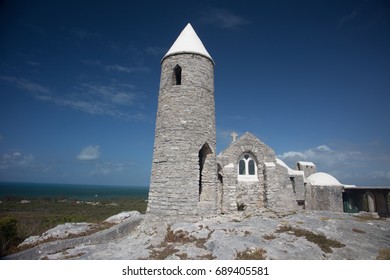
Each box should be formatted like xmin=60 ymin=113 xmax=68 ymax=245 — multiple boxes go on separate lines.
xmin=231 ymin=132 xmax=238 ymax=143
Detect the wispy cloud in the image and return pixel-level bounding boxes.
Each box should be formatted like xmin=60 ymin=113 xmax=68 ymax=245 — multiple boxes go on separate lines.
xmin=87 ymin=161 xmax=133 ymax=176
xmin=369 ymin=170 xmax=390 ymax=180
xmin=26 ymin=61 xmax=40 ymax=66
xmin=81 ymin=59 xmax=101 ymax=65
xmin=200 ymin=8 xmax=250 ymax=29
xmin=66 ymin=27 xmax=101 ymax=39
xmin=0 ymin=152 xmax=35 ymax=170
xmin=339 ymin=10 xmax=358 ymax=24
xmin=0 ymin=76 xmax=50 ymax=93
xmin=23 ymin=23 xmax=45 ymax=35
xmin=80 ymin=82 xmax=137 ymax=105
xmin=105 ymin=64 xmax=150 ymax=74
xmin=278 ymin=145 xmax=363 ymax=170
xmin=35 ymin=91 xmax=146 ymax=121
xmin=0 ymin=151 xmax=56 ymax=180
xmin=145 ymin=46 xmax=166 ymax=56
xmin=3 ymin=75 xmax=147 ymax=121
xmin=277 ymin=144 xmax=390 ymax=185
xmin=77 ymin=145 xmax=100 ymax=161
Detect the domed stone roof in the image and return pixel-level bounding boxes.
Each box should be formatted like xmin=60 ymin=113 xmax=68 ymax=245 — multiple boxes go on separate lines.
xmin=307 ymin=172 xmax=342 ymax=186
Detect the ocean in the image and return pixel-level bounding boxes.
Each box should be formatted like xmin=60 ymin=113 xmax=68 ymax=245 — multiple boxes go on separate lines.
xmin=0 ymin=182 xmax=149 ymax=201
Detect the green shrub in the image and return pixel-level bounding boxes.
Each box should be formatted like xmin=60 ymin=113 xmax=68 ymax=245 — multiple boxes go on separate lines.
xmin=0 ymin=216 xmax=18 ymax=256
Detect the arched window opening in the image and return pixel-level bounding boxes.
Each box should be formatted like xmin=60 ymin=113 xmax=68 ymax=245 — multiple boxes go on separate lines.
xmin=248 ymin=160 xmax=255 ymax=175
xmin=239 ymin=160 xmax=246 ymax=175
xmin=173 ymin=64 xmax=181 ymax=85
xmin=217 ymin=164 xmax=223 ymax=184
xmin=238 ymin=153 xmax=258 ymax=181
xmin=199 ymin=143 xmax=212 ymax=200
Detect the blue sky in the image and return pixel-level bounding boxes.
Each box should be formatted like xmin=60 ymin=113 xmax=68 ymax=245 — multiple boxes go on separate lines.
xmin=0 ymin=0 xmax=389 ymax=186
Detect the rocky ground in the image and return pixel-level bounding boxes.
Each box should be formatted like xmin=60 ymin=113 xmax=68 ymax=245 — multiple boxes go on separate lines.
xmin=4 ymin=209 xmax=390 ymax=260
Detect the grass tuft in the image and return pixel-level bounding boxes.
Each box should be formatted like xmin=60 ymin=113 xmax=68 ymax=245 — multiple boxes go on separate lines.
xmin=376 ymin=248 xmax=390 ymax=260
xmin=148 ymin=226 xmax=214 ymax=260
xmin=262 ymin=234 xmax=276 ymax=240
xmin=276 ymin=224 xmax=345 ymax=253
xmin=236 ymin=248 xmax=267 ymax=260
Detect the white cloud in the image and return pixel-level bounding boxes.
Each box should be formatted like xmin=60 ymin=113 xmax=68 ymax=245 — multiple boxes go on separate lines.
xmin=0 ymin=76 xmax=50 ymax=93
xmin=201 ymin=8 xmax=249 ymax=29
xmin=277 ymin=144 xmax=390 ymax=185
xmin=1 ymin=68 xmax=148 ymax=121
xmin=26 ymin=61 xmax=40 ymax=66
xmin=278 ymin=145 xmax=363 ymax=170
xmin=369 ymin=170 xmax=390 ymax=180
xmin=88 ymin=161 xmax=130 ymax=176
xmin=0 ymin=152 xmax=35 ymax=170
xmin=105 ymin=64 xmax=150 ymax=74
xmin=145 ymin=46 xmax=166 ymax=56
xmin=77 ymin=145 xmax=100 ymax=161
xmin=80 ymin=83 xmax=137 ymax=105
xmin=33 ymin=81 xmax=147 ymax=121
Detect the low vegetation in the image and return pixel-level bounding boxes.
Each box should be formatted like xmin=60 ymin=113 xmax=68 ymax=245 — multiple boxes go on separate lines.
xmin=0 ymin=197 xmax=147 ymax=257
xmin=376 ymin=248 xmax=390 ymax=260
xmin=148 ymin=226 xmax=215 ymax=260
xmin=236 ymin=248 xmax=267 ymax=260
xmin=0 ymin=217 xmax=19 ymax=256
xmin=276 ymin=224 xmax=345 ymax=253
xmin=262 ymin=233 xmax=276 ymax=240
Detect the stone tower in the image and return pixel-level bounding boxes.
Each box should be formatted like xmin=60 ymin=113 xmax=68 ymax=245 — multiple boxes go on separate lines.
xmin=147 ymin=23 xmax=218 ymax=217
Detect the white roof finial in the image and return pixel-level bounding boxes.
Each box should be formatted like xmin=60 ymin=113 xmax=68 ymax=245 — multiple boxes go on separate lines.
xmin=163 ymin=23 xmax=213 ymax=63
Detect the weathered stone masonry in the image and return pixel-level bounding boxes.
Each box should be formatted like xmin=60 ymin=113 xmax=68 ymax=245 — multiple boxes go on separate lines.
xmin=146 ymin=23 xmax=390 ymax=218
xmin=147 ymin=27 xmax=218 ymax=217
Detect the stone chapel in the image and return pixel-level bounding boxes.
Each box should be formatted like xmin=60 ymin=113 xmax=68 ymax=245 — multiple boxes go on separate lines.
xmin=146 ymin=24 xmax=390 ymax=218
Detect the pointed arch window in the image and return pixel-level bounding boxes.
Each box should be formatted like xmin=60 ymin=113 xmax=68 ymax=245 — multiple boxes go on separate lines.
xmin=198 ymin=143 xmax=212 ymax=201
xmin=238 ymin=154 xmax=258 ymax=181
xmin=173 ymin=64 xmax=181 ymax=85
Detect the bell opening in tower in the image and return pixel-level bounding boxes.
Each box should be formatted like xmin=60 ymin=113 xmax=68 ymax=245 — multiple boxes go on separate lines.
xmin=173 ymin=64 xmax=181 ymax=85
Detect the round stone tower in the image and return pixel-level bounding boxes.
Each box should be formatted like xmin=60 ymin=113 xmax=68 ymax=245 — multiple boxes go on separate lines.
xmin=147 ymin=23 xmax=218 ymax=217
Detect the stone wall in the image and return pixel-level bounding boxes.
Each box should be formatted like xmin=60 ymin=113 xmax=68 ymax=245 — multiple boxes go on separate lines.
xmin=292 ymin=175 xmax=306 ymax=202
xmin=306 ymin=184 xmax=344 ymax=212
xmin=296 ymin=162 xmax=317 ymax=178
xmin=147 ymin=53 xmax=218 ymax=217
xmin=264 ymin=163 xmax=299 ymax=212
xmin=217 ymin=133 xmax=308 ymax=213
xmin=236 ymin=181 xmax=264 ymax=211
xmin=220 ymin=164 xmax=238 ymax=213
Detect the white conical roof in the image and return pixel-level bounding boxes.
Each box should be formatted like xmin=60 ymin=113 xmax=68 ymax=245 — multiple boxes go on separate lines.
xmin=163 ymin=23 xmax=213 ymax=63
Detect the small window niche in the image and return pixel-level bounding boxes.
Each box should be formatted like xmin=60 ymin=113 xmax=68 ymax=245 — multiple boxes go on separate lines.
xmin=173 ymin=64 xmax=182 ymax=85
